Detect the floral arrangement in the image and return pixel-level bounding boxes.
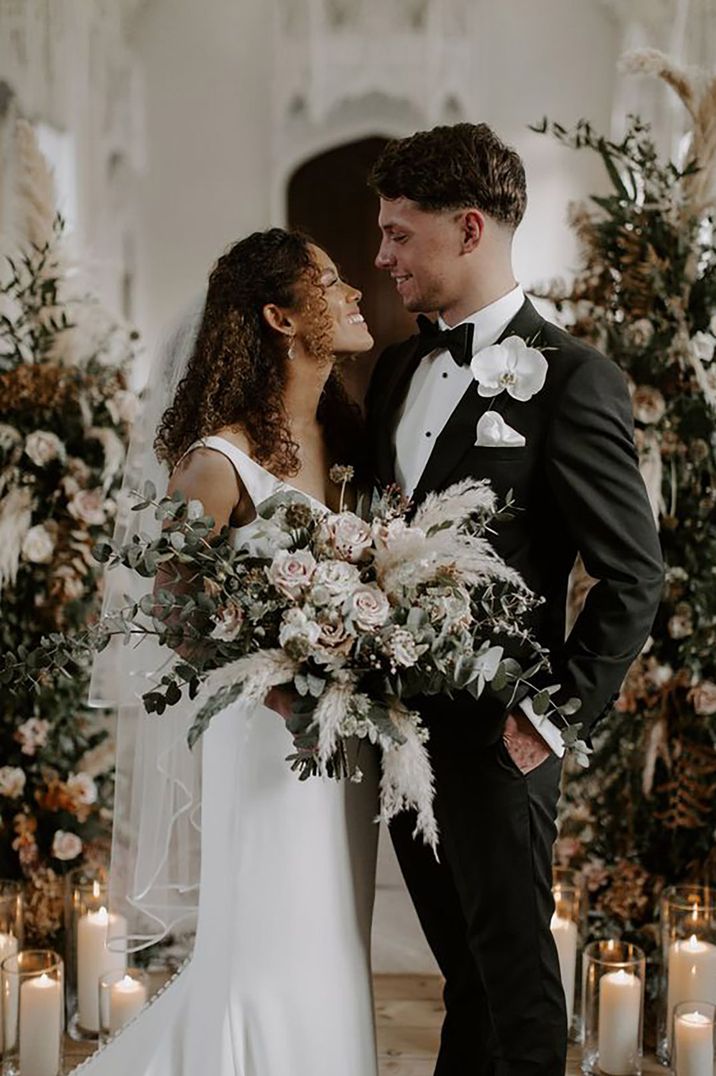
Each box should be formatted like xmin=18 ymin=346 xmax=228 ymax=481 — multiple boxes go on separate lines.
xmin=533 ymin=49 xmax=716 ymax=953
xmin=0 ymin=120 xmax=138 ymax=940
xmin=5 ymin=472 xmax=585 ymax=851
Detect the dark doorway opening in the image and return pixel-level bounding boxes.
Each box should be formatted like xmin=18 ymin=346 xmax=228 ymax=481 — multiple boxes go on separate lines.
xmin=287 ymin=136 xmax=415 ymax=402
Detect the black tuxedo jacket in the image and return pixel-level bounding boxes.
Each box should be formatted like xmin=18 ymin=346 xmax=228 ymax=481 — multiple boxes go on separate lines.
xmin=366 ymin=298 xmax=664 ymax=743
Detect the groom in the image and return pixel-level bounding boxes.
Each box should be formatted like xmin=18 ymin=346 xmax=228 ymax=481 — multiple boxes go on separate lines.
xmin=366 ymin=123 xmax=663 ymax=1075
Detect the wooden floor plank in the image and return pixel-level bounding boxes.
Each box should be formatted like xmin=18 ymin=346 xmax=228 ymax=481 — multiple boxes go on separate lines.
xmin=375 ymin=998 xmax=444 ymax=1029
xmin=373 ymin=973 xmax=444 ymax=1002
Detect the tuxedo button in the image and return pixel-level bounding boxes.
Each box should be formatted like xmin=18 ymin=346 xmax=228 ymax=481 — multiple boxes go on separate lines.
xmin=442 ymin=372 xmax=448 ymax=379
xmin=425 ymin=431 xmax=432 ymax=438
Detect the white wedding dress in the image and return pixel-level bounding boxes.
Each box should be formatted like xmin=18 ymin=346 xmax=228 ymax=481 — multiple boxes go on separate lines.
xmin=76 ymin=436 xmax=379 ymax=1076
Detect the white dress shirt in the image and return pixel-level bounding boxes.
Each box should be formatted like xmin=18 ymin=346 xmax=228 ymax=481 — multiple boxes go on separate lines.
xmin=393 ymin=285 xmax=565 ymax=757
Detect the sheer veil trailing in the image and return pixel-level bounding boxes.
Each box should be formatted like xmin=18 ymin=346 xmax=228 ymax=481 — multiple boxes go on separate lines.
xmin=88 ymin=296 xmax=206 ymax=952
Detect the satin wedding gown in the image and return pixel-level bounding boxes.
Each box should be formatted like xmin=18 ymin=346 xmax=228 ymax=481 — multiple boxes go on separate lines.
xmin=76 ymin=436 xmax=379 ymax=1076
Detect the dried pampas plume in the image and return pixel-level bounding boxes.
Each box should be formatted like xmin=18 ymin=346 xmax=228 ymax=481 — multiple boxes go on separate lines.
xmin=379 ymin=702 xmax=438 ymax=852
xmin=87 ymin=427 xmax=127 ymax=491
xmin=12 ymin=119 xmax=79 ymax=364
xmin=316 ymin=674 xmax=357 ymax=769
xmin=14 ymin=119 xmax=56 ymax=253
xmin=203 ymin=648 xmax=297 ymax=705
xmin=620 ymin=48 xmax=716 ymax=217
xmin=0 ymin=487 xmax=33 ymax=594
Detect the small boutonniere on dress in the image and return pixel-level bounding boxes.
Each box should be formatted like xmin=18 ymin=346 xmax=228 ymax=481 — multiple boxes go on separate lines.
xmin=471 ymin=336 xmax=549 ymax=447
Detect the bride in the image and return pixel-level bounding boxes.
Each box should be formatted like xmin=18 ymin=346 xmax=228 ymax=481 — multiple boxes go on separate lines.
xmin=79 ymin=228 xmax=379 ymax=1075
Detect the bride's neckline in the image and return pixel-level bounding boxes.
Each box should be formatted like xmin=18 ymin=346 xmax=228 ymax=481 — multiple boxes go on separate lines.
xmin=203 ymin=435 xmax=330 ymax=512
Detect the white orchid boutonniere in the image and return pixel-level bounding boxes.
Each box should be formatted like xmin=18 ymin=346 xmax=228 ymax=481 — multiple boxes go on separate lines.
xmin=471 ymin=335 xmax=549 ymax=447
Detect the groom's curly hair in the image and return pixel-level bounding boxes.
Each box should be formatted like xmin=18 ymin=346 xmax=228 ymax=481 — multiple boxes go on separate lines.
xmin=367 ymin=122 xmax=527 ymax=229
xmin=155 ymin=229 xmax=365 ymax=478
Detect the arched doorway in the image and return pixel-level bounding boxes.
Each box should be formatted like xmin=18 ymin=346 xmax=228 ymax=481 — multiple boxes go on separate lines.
xmin=287 ymin=136 xmax=415 ymax=402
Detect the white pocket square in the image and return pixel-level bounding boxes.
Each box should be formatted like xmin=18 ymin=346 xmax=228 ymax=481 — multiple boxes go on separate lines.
xmin=475 ymin=411 xmax=526 ymax=448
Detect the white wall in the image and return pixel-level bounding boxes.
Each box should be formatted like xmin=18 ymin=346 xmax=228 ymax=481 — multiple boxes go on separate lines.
xmin=133 ymin=0 xmax=272 ymax=358
xmin=483 ymin=0 xmax=617 ymax=291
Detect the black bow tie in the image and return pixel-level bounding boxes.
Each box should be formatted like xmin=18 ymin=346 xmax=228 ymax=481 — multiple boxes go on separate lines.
xmin=415 ymin=315 xmax=475 ymax=367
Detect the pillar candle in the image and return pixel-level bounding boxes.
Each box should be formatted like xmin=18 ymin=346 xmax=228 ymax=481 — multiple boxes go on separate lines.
xmin=674 ymin=1011 xmax=714 ymax=1076
xmin=109 ymin=974 xmax=148 ymax=1033
xmin=77 ymin=906 xmax=127 ymax=1032
xmin=550 ymin=913 xmax=578 ymax=1027
xmin=0 ymin=931 xmax=18 ymax=1051
xmin=19 ymin=973 xmax=62 ymax=1076
xmin=668 ymin=935 xmax=716 ymax=1044
xmin=598 ymin=968 xmax=641 ymax=1075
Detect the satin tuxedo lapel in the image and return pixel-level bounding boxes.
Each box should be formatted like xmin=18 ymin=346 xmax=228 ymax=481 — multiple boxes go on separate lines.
xmin=373 ymin=336 xmax=423 ymax=489
xmin=412 ymin=298 xmax=545 ymax=505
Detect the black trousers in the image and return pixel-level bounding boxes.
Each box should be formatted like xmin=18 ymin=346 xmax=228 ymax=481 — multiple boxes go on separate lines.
xmin=390 ymin=715 xmax=567 ymax=1076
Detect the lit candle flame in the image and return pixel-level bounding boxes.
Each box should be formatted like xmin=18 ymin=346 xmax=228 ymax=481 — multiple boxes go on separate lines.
xmin=36 ymin=973 xmax=53 ymax=988
xmin=691 ymin=901 xmax=699 ymax=922
xmin=92 ymin=880 xmax=101 ymax=900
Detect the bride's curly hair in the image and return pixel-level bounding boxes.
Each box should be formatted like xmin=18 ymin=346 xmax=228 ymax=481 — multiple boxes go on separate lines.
xmin=155 ymin=228 xmax=366 ymax=478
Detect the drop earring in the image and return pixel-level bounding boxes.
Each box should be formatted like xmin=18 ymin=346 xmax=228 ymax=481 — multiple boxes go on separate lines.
xmin=287 ymin=333 xmax=296 ymax=361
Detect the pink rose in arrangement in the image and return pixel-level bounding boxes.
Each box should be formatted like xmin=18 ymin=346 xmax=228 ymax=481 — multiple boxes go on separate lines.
xmin=690 ymin=680 xmax=716 ymax=716
xmin=267 ymin=549 xmax=317 ymax=599
xmin=348 ymin=586 xmax=391 ymax=631
xmin=310 ymin=560 xmax=361 ymax=602
xmin=314 ymin=619 xmax=355 ymax=666
xmin=211 ymin=599 xmax=245 ymax=642
xmin=66 ymin=772 xmax=98 ymax=807
xmin=320 ymin=513 xmax=372 ymax=563
xmin=21 ymin=524 xmax=55 ymax=564
xmin=0 ymin=766 xmax=26 ymax=799
xmin=15 ymin=717 xmax=50 ymax=756
xmin=67 ymin=489 xmax=108 ymax=527
xmin=24 ymin=430 xmax=65 ymax=467
xmin=51 ymin=830 xmax=83 ymax=861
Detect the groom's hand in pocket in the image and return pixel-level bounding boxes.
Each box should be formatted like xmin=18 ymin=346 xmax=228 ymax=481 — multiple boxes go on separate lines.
xmin=502 ymin=709 xmax=551 ymax=774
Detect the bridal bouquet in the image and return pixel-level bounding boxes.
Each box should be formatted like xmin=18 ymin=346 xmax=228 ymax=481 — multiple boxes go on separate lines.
xmin=3 ymin=468 xmax=585 ymax=847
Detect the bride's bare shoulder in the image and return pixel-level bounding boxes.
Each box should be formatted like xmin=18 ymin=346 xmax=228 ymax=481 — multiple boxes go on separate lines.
xmin=167 ymin=444 xmax=241 ymax=508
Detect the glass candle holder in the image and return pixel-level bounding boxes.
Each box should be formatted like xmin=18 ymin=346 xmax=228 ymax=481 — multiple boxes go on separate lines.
xmin=659 ymin=885 xmax=716 ymax=1063
xmin=0 ymin=949 xmax=64 ymax=1076
xmin=672 ymin=1001 xmax=715 ymax=1076
xmin=65 ymin=866 xmax=127 ymax=1039
xmin=581 ymin=939 xmax=645 ymax=1075
xmin=98 ymin=967 xmax=150 ymax=1043
xmin=0 ymin=880 xmax=24 ymax=1052
xmin=0 ymin=881 xmax=23 ymax=963
xmin=551 ymin=871 xmax=584 ymax=1040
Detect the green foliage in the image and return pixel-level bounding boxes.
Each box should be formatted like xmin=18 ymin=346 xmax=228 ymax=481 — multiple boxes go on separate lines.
xmin=0 ymin=215 xmax=137 ymax=936
xmin=536 ymin=115 xmax=716 ymax=951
